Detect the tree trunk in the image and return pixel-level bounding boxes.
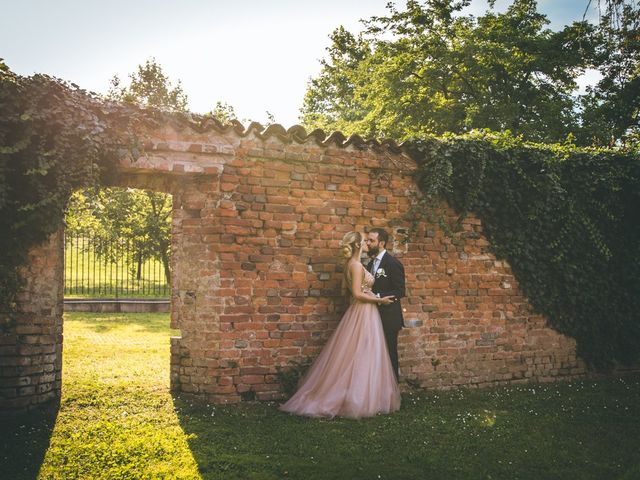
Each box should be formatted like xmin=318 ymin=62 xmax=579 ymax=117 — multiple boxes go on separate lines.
xmin=161 ymin=249 xmax=171 ymax=286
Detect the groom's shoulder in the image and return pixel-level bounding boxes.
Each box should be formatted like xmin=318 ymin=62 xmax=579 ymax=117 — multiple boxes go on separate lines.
xmin=384 ymin=252 xmax=404 ymax=268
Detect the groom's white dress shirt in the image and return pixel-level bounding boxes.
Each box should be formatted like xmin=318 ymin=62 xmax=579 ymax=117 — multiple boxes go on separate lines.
xmin=371 ymin=249 xmax=386 ymax=274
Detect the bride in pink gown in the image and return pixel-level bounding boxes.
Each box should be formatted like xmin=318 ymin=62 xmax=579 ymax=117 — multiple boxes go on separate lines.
xmin=279 ymin=231 xmax=401 ymax=419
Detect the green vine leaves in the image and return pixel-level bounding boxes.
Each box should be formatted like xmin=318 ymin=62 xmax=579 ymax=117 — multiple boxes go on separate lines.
xmin=405 ymin=130 xmax=640 ymax=369
xmin=0 ymin=64 xmax=145 ymax=323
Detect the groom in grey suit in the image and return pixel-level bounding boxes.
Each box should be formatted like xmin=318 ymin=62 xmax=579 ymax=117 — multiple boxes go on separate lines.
xmin=365 ymin=228 xmax=406 ymax=380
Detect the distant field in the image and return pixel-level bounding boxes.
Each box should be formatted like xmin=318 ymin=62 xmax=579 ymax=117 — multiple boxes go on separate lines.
xmin=64 ymin=236 xmax=169 ymax=298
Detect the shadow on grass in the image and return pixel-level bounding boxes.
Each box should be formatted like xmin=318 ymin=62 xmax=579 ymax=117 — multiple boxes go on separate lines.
xmin=171 ymin=391 xmax=436 ymax=480
xmin=0 ymin=399 xmax=60 ymax=480
xmin=171 ymin=394 xmax=311 ymax=480
xmin=171 ymin=374 xmax=640 ymax=480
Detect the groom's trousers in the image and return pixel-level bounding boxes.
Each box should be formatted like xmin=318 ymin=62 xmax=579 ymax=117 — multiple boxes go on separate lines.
xmin=381 ymin=322 xmax=401 ymax=380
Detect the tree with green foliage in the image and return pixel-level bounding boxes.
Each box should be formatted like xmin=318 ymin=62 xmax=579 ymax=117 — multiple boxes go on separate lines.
xmin=66 ymin=188 xmax=172 ymax=284
xmin=301 ymin=0 xmax=601 ymax=143
xmin=301 ymin=0 xmax=640 ymax=147
xmin=108 ymin=57 xmax=188 ymax=112
xmin=206 ymin=100 xmax=239 ymax=123
xmin=579 ymin=0 xmax=640 ymax=146
xmin=204 ymin=100 xmax=276 ymax=126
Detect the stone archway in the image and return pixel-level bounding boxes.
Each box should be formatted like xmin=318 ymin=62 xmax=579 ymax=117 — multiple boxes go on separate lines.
xmin=0 ymin=120 xmax=587 ymax=411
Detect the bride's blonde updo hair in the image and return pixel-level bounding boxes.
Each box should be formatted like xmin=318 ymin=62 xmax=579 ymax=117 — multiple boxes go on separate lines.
xmin=340 ymin=231 xmax=362 ymax=259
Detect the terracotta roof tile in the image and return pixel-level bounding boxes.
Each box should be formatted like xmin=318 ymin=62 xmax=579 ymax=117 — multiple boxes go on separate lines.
xmin=146 ymin=109 xmax=406 ymax=154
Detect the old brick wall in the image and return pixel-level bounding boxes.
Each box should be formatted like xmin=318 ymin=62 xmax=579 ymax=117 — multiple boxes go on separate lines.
xmin=0 ymin=121 xmax=589 ymax=411
xmin=0 ymin=230 xmax=64 ymax=411
xmin=400 ymin=213 xmax=586 ymax=390
xmin=134 ymin=123 xmax=587 ymax=403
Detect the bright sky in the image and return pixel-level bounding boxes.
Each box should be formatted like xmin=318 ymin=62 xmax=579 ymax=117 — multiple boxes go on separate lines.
xmin=1 ymin=0 xmax=600 ymax=127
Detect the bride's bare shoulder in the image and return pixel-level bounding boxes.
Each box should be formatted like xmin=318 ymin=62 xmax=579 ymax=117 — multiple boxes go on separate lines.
xmin=346 ymin=260 xmax=364 ymax=273
xmin=346 ymin=261 xmax=366 ymax=283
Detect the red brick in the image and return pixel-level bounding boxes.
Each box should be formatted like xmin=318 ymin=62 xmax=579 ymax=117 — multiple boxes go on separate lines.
xmin=4 ymin=129 xmax=594 ymax=413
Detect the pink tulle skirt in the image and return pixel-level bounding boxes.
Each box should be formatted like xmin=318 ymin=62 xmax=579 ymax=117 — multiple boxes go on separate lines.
xmin=279 ymin=301 xmax=401 ymax=419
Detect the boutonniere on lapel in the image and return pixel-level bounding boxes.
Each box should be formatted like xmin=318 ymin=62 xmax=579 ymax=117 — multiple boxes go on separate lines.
xmin=375 ymin=268 xmax=387 ymax=278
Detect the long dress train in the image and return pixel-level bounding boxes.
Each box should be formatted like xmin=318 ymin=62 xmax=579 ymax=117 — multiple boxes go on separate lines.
xmin=279 ymin=265 xmax=401 ymax=419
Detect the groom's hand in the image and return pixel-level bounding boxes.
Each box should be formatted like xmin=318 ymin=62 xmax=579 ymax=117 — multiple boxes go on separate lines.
xmin=379 ymin=295 xmax=395 ymax=305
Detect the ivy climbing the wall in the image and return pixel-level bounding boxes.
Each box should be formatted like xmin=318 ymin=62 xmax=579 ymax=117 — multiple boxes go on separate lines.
xmin=0 ymin=62 xmax=141 ymax=321
xmin=408 ymin=130 xmax=640 ymax=370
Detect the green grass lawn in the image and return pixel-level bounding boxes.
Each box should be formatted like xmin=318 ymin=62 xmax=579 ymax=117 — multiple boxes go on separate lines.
xmin=1 ymin=312 xmax=639 ymax=479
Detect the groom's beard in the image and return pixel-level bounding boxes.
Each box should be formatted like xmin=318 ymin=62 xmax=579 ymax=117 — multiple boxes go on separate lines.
xmin=368 ymin=246 xmax=379 ymax=258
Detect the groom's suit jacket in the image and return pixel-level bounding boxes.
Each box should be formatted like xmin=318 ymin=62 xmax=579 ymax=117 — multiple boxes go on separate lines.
xmin=369 ymin=252 xmax=406 ymax=331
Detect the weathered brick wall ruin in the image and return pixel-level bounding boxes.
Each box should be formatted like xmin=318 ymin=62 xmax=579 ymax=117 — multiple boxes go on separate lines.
xmin=0 ymin=121 xmax=588 ymax=410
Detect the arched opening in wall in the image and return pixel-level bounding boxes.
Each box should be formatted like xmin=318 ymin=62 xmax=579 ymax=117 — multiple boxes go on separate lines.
xmin=62 ymin=185 xmax=181 ymax=394
xmin=63 ymin=187 xmax=172 ymax=313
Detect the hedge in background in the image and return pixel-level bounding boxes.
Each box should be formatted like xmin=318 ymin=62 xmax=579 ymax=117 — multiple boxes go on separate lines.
xmin=0 ymin=62 xmax=139 ymax=321
xmin=408 ymin=131 xmax=640 ymax=369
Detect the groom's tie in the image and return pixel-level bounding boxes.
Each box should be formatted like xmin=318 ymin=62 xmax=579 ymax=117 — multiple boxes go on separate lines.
xmin=371 ymin=257 xmax=379 ymax=274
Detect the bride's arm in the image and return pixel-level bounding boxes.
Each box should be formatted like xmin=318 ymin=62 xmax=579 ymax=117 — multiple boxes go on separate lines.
xmin=348 ymin=262 xmax=392 ymax=304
